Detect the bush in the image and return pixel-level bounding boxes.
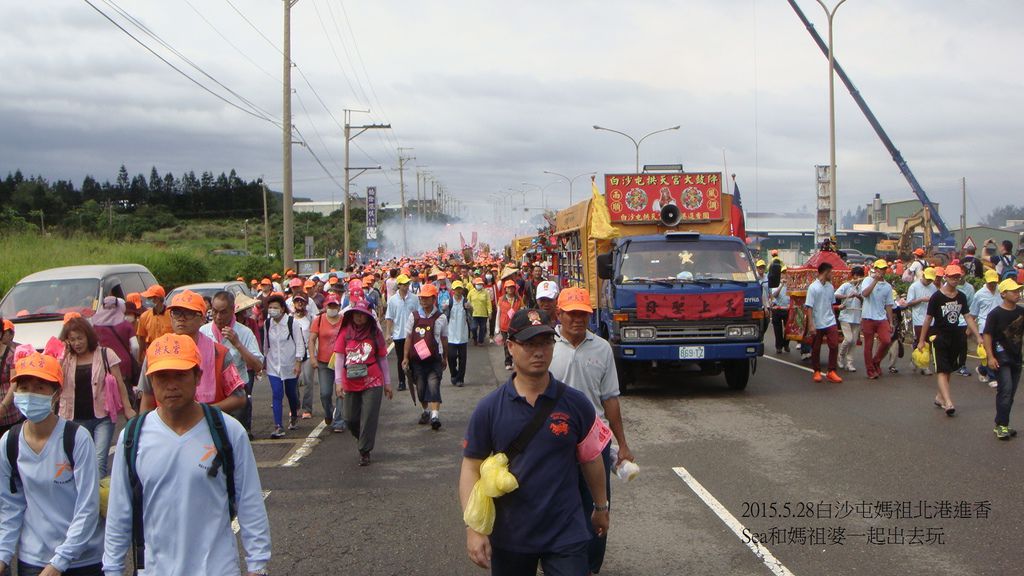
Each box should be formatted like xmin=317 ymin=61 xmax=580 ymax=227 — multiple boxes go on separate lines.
xmin=139 ymin=252 xmax=211 ymax=290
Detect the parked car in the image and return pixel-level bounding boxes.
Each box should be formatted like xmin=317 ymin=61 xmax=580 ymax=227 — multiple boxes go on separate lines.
xmin=166 ymin=281 xmax=249 ymax=308
xmin=0 ymin=264 xmax=158 ymax=350
xmin=839 ymin=248 xmax=876 ymax=264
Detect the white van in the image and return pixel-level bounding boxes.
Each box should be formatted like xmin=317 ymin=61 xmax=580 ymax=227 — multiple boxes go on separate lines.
xmin=0 ymin=264 xmax=158 ymax=350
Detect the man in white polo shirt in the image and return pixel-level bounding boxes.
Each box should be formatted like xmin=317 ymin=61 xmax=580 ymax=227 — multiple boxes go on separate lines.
xmin=804 ymin=262 xmax=843 ymax=383
xmin=549 ymin=287 xmax=635 ymax=574
xmin=103 ymin=333 xmax=271 ymax=576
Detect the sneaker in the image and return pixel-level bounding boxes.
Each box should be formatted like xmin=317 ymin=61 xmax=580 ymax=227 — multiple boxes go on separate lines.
xmin=418 ymin=411 xmax=430 ymax=425
xmin=270 ymin=427 xmax=285 ymax=439
xmin=989 ymin=381 xmax=999 ymax=389
xmin=301 ymin=411 xmax=312 ymax=419
xmin=324 ymin=416 xmax=333 ymax=426
xmin=888 ymin=366 xmax=899 ymax=374
xmin=331 ymin=426 xmax=346 ymax=434
xmin=826 ymin=371 xmax=843 ymax=383
xmin=994 ymin=425 xmax=1010 ymax=440
xmin=958 ymin=367 xmax=971 ymax=377
xmin=359 ymin=451 xmax=371 ymax=466
xmin=288 ymin=416 xmax=299 ymax=430
xmin=504 ymin=364 xmax=513 ymax=371
xmin=976 ymin=366 xmax=991 ymax=383
xmin=812 ymin=371 xmax=823 ymax=383
xmin=846 ymin=362 xmax=857 ymax=373
xmin=431 ymin=416 xmax=442 ymax=430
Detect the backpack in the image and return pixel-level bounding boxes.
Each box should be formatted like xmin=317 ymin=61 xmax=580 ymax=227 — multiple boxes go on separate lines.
xmin=6 ymin=420 xmax=80 ymax=494
xmin=123 ymin=404 xmax=236 ymax=572
xmin=999 ymin=255 xmax=1016 ymax=280
xmin=767 ymin=259 xmax=783 ymax=289
xmin=263 ymin=315 xmax=307 ymax=362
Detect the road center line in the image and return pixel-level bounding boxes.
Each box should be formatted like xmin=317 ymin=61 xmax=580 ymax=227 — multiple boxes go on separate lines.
xmin=232 ymin=490 xmax=271 ymax=534
xmin=762 ymin=354 xmax=813 ymax=373
xmin=281 ymin=421 xmax=326 ymax=467
xmin=673 ymin=466 xmax=796 ymax=576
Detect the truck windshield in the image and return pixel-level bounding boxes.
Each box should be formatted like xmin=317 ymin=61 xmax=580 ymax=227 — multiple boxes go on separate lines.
xmin=619 ymin=240 xmax=757 ymax=283
xmin=0 ymin=279 xmax=100 ymax=320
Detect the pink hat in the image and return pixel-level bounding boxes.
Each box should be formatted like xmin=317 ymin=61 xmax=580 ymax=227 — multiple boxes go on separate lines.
xmin=289 ymin=277 xmax=304 ymax=288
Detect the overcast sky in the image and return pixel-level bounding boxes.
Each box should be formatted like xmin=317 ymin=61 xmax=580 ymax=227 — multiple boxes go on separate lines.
xmin=2 ymin=0 xmax=1022 ymax=229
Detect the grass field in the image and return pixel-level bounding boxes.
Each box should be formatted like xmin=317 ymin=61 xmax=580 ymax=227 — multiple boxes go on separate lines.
xmin=0 ymin=223 xmax=281 ymax=298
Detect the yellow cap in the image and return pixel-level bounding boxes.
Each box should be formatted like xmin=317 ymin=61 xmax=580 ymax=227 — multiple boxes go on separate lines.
xmin=451 ymin=280 xmax=465 ymax=290
xmin=756 ymin=259 xmax=766 ymax=268
xmin=984 ymin=269 xmax=1000 ymax=283
xmin=396 ymin=274 xmax=411 ymax=284
xmin=873 ymin=259 xmax=889 ymax=269
xmin=923 ymin=268 xmax=937 ymax=280
xmin=998 ymin=278 xmax=1022 ymax=294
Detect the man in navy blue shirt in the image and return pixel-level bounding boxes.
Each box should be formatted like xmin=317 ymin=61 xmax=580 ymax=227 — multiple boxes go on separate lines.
xmin=460 ymin=309 xmax=611 ymax=576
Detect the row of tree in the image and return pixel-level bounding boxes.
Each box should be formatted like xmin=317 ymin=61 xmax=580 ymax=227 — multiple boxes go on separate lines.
xmin=1 ymin=166 xmax=281 ymax=239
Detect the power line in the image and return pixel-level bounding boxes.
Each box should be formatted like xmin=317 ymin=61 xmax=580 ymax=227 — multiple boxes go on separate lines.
xmin=181 ymin=0 xmax=281 ymax=86
xmin=222 ymin=0 xmax=284 ymax=56
xmin=81 ymin=0 xmax=280 ymax=127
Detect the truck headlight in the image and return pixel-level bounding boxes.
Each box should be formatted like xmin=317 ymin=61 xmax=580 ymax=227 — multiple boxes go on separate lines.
xmin=623 ymin=328 xmax=639 ymax=340
xmin=638 ymin=327 xmax=657 ymax=339
xmin=727 ymin=325 xmax=758 ymax=338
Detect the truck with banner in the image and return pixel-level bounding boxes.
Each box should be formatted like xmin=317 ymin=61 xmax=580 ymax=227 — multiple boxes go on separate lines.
xmin=552 ymin=173 xmax=767 ymax=391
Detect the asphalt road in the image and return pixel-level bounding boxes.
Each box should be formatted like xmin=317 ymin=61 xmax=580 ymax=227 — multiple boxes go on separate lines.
xmin=248 ymin=334 xmax=1024 ymax=576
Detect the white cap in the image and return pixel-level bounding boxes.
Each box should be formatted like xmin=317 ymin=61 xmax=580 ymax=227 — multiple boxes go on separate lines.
xmin=536 ymin=280 xmax=560 ymax=301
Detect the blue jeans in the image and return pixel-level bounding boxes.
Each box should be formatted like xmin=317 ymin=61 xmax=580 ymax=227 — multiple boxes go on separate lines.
xmin=76 ymin=417 xmax=114 ymax=477
xmin=472 ymin=317 xmax=488 ymax=344
xmin=578 ymin=444 xmax=613 ymax=573
xmin=994 ymin=353 xmax=1022 ymax=427
xmin=267 ymin=375 xmax=299 ymax=428
xmin=491 ymin=541 xmax=589 ymax=576
xmin=317 ymin=362 xmax=344 ymax=430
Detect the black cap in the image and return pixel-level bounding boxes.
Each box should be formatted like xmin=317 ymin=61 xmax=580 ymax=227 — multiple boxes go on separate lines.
xmin=507 ymin=309 xmax=556 ymax=342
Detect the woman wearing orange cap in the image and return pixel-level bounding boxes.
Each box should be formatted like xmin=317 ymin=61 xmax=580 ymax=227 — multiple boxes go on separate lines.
xmin=0 ymin=352 xmax=105 ymax=576
xmin=58 ymin=317 xmax=136 ymax=477
xmin=497 ymin=280 xmax=524 ymax=370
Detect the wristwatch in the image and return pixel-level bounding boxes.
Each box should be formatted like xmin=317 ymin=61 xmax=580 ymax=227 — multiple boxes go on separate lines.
xmin=594 ymin=503 xmax=610 ymax=512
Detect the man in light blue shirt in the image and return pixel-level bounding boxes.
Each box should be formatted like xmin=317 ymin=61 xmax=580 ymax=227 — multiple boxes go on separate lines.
xmin=860 ymin=260 xmax=895 ymax=379
xmin=384 ymin=275 xmax=417 ymax=392
xmin=906 ymin=268 xmax=938 ymax=375
xmin=971 ymin=269 xmax=1002 ymax=384
xmin=804 ymin=262 xmax=842 ymax=383
xmin=446 ymin=282 xmax=472 ymax=387
xmin=835 ymin=266 xmax=865 ymax=372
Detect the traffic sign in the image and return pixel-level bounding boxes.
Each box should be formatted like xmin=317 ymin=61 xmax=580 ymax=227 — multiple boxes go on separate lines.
xmin=962 ymin=236 xmax=976 ymax=252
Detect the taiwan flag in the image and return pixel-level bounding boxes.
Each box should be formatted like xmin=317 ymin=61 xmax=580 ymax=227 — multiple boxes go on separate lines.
xmin=730 ymin=175 xmax=747 ymax=241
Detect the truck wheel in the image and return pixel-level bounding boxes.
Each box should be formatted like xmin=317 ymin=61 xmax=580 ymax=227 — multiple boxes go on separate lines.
xmin=616 ymin=362 xmax=634 ymax=395
xmin=724 ymin=360 xmax=750 ymax=390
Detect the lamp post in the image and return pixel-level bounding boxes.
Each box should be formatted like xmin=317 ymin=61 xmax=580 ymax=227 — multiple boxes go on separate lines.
xmin=543 ymin=170 xmax=596 ymax=205
xmin=593 ymin=125 xmax=681 ymax=174
xmin=815 ymin=0 xmax=847 ymax=237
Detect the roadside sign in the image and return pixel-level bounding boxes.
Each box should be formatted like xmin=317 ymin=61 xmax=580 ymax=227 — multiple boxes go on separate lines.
xmin=962 ymin=236 xmax=976 ymax=253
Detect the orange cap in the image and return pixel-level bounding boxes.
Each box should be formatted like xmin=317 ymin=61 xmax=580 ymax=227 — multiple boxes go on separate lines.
xmin=272 ymin=273 xmax=282 ymax=280
xmin=557 ymin=287 xmax=593 ymax=313
xmin=63 ymin=311 xmax=82 ymax=324
xmin=419 ymin=284 xmax=439 ymax=297
xmin=303 ymin=280 xmax=315 ymax=289
xmin=12 ymin=352 xmax=64 ymax=386
xmin=286 ymin=269 xmax=297 ymax=277
xmin=141 ymin=284 xmax=166 ymax=299
xmin=934 ymin=266 xmax=946 ymax=276
xmin=2 ymin=319 xmax=13 ymax=332
xmin=168 ymin=290 xmax=207 ymax=314
xmin=328 ymin=277 xmax=339 ymax=285
xmin=944 ymin=264 xmax=963 ymax=277
xmin=146 ymin=333 xmax=202 ymax=375
xmin=502 ymin=279 xmax=518 ymax=289
xmin=126 ymin=293 xmax=142 ymax=307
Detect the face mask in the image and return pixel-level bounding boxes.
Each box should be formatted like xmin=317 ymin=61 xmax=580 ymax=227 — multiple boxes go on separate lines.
xmin=268 ymin=309 xmax=282 ymax=319
xmin=326 ymin=308 xmax=340 ymax=319
xmin=475 ymin=284 xmax=483 ymax=290
xmin=144 ymin=299 xmax=156 ymax=308
xmin=485 ymin=275 xmax=493 ymax=281
xmin=14 ymin=392 xmax=53 ymax=423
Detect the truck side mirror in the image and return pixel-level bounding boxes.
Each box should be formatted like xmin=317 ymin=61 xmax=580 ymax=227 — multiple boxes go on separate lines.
xmin=597 ymin=252 xmax=613 ymax=280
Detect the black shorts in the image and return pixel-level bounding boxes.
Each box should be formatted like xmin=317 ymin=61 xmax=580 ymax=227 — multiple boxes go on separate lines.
xmin=932 ymin=330 xmax=967 ymax=374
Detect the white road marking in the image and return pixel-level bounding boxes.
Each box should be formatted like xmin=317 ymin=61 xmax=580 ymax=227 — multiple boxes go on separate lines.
xmin=762 ymin=354 xmax=813 ymax=374
xmin=673 ymin=466 xmax=797 ymax=576
xmin=281 ymin=421 xmax=326 ymax=467
xmin=232 ymin=490 xmax=271 ymax=534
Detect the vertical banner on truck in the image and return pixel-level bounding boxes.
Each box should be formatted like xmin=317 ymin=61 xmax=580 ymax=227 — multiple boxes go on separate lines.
xmin=604 ymin=173 xmax=724 ymax=224
xmin=366 ymin=186 xmax=378 ymax=248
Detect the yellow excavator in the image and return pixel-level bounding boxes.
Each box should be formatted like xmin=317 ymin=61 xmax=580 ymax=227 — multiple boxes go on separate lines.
xmin=875 ymin=206 xmax=946 ymax=262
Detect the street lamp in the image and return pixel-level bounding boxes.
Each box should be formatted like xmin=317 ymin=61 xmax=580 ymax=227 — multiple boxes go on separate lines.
xmin=543 ymin=170 xmax=596 ymax=205
xmin=593 ymin=125 xmax=681 ymax=174
xmin=816 ymin=0 xmax=847 ymax=237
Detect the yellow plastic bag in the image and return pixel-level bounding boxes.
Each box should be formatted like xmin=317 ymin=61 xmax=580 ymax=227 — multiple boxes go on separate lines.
xmin=463 ymin=453 xmax=519 ymax=535
xmin=327 ymin=352 xmax=337 ymax=370
xmin=99 ymin=477 xmax=110 ymax=518
xmin=912 ymin=345 xmax=931 ymax=369
xmin=976 ymin=344 xmax=987 ymax=361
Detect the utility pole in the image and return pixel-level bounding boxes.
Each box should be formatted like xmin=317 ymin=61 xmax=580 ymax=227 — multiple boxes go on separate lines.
xmin=961 ymin=177 xmax=966 ymax=247
xmin=261 ymin=180 xmax=270 ymax=256
xmin=397 ymin=148 xmax=415 ymax=254
xmin=282 ymin=0 xmax=299 ymax=271
xmin=343 ymin=108 xmax=388 ymax=265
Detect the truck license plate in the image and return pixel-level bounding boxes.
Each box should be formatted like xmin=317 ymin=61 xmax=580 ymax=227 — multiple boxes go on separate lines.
xmin=678 ymin=346 xmax=705 ymax=360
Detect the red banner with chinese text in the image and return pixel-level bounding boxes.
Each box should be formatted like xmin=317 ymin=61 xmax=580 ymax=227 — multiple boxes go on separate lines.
xmin=604 ymin=173 xmax=724 ymax=224
xmin=636 ymin=292 xmax=744 ymax=321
